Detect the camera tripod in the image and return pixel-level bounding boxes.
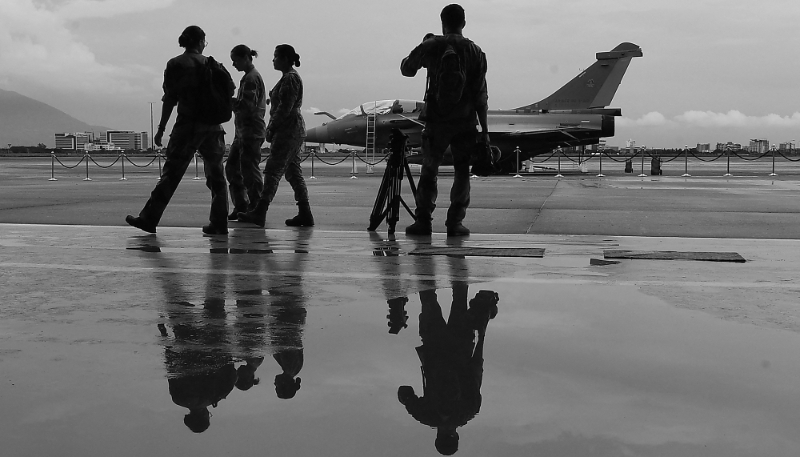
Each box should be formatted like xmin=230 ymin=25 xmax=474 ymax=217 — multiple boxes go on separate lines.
xmin=368 ymin=128 xmax=417 ymax=234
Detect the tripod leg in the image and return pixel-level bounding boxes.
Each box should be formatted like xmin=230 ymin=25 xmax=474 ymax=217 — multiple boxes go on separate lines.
xmin=368 ymin=165 xmax=395 ymax=231
xmin=386 ymin=165 xmax=403 ymax=234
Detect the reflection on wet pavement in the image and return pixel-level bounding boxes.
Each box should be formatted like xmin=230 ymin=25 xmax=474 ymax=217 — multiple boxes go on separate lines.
xmin=2 ymin=225 xmax=800 ymax=456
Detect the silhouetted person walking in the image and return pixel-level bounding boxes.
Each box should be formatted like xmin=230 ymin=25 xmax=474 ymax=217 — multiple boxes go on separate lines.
xmin=226 ymin=44 xmax=267 ymax=219
xmin=401 ymin=4 xmax=489 ymax=237
xmin=239 ymin=44 xmax=314 ymax=228
xmin=126 ymin=25 xmax=234 ymax=235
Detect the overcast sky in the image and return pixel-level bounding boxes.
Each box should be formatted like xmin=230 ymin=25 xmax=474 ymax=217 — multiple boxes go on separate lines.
xmin=1 ymin=0 xmax=799 ymax=148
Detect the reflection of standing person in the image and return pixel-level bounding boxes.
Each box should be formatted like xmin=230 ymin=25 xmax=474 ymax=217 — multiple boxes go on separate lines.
xmin=226 ymin=44 xmax=267 ymax=219
xmin=401 ymin=4 xmax=489 ymax=237
xmin=398 ymin=279 xmax=498 ymax=455
xmin=239 ymin=44 xmax=314 ymax=228
xmin=126 ymin=25 xmax=233 ymax=235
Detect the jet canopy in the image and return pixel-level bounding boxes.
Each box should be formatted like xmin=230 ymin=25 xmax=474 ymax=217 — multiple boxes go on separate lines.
xmin=338 ymin=99 xmax=424 ymax=119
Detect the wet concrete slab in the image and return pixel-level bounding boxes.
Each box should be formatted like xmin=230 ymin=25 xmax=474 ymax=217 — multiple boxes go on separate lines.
xmin=2 ymin=224 xmax=800 ymax=456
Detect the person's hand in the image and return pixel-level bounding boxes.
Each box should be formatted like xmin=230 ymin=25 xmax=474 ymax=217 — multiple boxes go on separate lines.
xmin=479 ymin=132 xmax=490 ymax=145
xmin=154 ymin=129 xmax=164 ymax=147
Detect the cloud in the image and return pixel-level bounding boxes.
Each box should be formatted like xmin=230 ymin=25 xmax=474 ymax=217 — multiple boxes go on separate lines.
xmin=675 ymin=110 xmax=800 ymax=128
xmin=0 ymin=0 xmax=168 ymax=99
xmin=55 ymin=0 xmax=174 ymax=20
xmin=618 ymin=112 xmax=672 ymax=127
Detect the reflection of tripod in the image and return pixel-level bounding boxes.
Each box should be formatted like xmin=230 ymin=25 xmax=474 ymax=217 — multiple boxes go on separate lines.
xmin=368 ymin=129 xmax=417 ymax=234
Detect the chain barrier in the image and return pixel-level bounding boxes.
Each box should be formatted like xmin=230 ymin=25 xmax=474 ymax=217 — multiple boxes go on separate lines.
xmin=354 ymin=151 xmax=391 ymax=166
xmin=731 ymin=150 xmax=770 ymax=161
xmin=87 ymin=154 xmax=122 ymax=169
xmin=124 ymin=155 xmax=160 ymax=168
xmin=777 ymin=151 xmax=800 ymax=162
xmin=689 ymin=150 xmax=725 ymax=162
xmin=41 ymin=147 xmax=800 ymax=181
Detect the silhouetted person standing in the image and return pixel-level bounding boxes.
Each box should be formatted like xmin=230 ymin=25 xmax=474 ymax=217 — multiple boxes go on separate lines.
xmin=126 ymin=25 xmax=233 ymax=236
xmin=238 ymin=44 xmax=314 ymax=228
xmin=398 ymin=285 xmax=498 ymax=455
xmin=226 ymin=44 xmax=267 ymax=219
xmin=401 ymin=4 xmax=489 ymax=237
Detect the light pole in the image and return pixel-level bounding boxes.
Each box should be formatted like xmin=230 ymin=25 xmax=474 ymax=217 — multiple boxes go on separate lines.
xmin=149 ymin=102 xmax=155 ymax=151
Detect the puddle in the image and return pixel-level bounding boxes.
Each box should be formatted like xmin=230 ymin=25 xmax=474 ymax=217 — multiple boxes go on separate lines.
xmin=2 ymin=271 xmax=800 ymax=456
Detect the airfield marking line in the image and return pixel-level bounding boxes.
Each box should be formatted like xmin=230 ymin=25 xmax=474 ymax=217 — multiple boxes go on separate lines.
xmin=1 ymin=261 xmax=797 ymax=290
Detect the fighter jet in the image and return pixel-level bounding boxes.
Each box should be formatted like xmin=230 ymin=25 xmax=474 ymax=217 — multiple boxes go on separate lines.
xmin=304 ymin=42 xmax=643 ymax=173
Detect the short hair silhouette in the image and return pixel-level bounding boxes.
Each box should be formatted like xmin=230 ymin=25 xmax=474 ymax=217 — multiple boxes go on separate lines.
xmin=440 ymin=4 xmax=465 ymax=30
xmin=435 ymin=429 xmax=459 ymax=455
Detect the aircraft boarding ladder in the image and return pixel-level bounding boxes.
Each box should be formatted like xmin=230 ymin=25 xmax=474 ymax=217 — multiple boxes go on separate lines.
xmin=365 ymin=101 xmax=377 ymax=173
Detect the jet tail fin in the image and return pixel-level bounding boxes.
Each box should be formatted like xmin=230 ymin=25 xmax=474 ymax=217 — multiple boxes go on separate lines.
xmin=517 ymin=42 xmax=642 ymax=111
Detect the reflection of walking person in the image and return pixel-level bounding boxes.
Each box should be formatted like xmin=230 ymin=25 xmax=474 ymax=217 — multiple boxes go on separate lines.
xmin=239 ymin=44 xmax=314 ymax=228
xmin=126 ymin=25 xmax=234 ymax=235
xmin=398 ymin=286 xmax=498 ymax=455
xmin=226 ymin=44 xmax=267 ymax=219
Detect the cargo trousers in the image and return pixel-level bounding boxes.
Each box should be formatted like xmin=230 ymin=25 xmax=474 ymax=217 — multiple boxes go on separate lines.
xmin=414 ymin=122 xmax=477 ymax=227
xmin=139 ymin=122 xmax=228 ymax=228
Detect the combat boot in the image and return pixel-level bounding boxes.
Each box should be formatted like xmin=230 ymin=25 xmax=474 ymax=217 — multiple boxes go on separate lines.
xmin=285 ymin=202 xmax=315 ymax=227
xmin=405 ymin=219 xmax=432 ymax=236
xmin=446 ymin=222 xmax=470 ymax=237
xmin=237 ymin=200 xmax=269 ymax=227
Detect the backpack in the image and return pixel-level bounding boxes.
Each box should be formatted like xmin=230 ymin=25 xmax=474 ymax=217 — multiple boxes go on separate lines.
xmin=423 ymin=38 xmax=468 ymax=119
xmin=196 ymin=56 xmax=235 ymax=124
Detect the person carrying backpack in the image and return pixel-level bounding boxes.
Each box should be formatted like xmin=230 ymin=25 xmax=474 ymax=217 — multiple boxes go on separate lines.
xmin=401 ymin=4 xmax=489 ymax=237
xmin=126 ymin=25 xmax=234 ymax=235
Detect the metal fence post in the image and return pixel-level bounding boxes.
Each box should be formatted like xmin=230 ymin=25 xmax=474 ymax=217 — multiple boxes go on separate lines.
xmin=83 ymin=151 xmax=92 ymax=181
xmin=682 ymin=145 xmax=691 ymax=177
xmin=770 ymin=145 xmax=777 ymax=177
xmin=638 ymin=147 xmax=647 ymax=177
xmin=193 ymin=151 xmax=201 ymax=180
xmin=555 ymin=147 xmax=563 ymax=178
xmin=49 ymin=151 xmax=58 ymax=181
xmin=120 ymin=153 xmax=127 ymax=181
xmin=724 ymin=147 xmax=732 ymax=177
xmin=513 ymin=146 xmax=522 ymax=178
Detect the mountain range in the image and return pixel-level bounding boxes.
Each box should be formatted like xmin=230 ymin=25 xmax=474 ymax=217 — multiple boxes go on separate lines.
xmin=0 ymin=88 xmax=111 ymax=147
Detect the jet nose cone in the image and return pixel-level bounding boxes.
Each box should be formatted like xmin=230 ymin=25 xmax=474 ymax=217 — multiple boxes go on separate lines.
xmin=304 ymin=125 xmax=329 ymax=143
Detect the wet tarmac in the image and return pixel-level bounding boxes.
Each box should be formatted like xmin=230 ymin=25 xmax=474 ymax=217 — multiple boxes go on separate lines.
xmin=3 ymin=159 xmax=800 ymax=455
xmin=2 ymin=223 xmax=800 ymax=456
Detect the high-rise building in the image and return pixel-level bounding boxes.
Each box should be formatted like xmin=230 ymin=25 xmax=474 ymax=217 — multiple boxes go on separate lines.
xmin=749 ymin=139 xmax=769 ymax=154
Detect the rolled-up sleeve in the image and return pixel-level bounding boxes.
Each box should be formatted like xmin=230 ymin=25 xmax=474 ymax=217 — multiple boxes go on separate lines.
xmin=473 ymin=52 xmax=488 ymax=111
xmin=161 ymin=60 xmax=180 ymax=108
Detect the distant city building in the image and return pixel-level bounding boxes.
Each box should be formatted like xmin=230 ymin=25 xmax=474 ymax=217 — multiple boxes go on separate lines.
xmin=778 ymin=141 xmax=795 ymax=151
xmin=715 ymin=142 xmax=742 ymax=151
xmin=749 ymin=139 xmax=769 ymax=154
xmin=55 ymin=131 xmax=148 ymax=151
xmin=696 ymin=143 xmax=711 ymax=152
xmin=54 ymin=133 xmax=76 ymax=150
xmin=105 ymin=131 xmax=149 ymax=150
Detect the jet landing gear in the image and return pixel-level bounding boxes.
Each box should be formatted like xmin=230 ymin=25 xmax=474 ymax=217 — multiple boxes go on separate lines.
xmin=368 ymin=128 xmax=417 ymax=235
